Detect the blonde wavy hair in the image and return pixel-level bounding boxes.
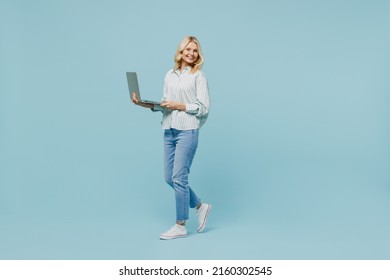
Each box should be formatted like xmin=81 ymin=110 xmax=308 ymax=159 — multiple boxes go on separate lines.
xmin=174 ymin=36 xmax=204 ymax=74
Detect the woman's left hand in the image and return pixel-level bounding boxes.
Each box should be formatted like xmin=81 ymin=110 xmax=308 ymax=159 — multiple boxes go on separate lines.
xmin=160 ymin=100 xmax=186 ymax=111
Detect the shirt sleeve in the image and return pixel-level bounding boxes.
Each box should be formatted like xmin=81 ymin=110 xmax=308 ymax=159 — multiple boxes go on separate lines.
xmin=185 ymin=72 xmax=210 ymax=117
xmin=151 ymin=104 xmax=164 ymax=112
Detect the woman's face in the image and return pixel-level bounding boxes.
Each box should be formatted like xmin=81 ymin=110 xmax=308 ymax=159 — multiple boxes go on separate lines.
xmin=181 ymin=42 xmax=199 ymax=66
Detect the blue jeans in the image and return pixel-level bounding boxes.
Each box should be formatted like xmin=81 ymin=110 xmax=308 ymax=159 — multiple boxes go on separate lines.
xmin=164 ymin=128 xmax=201 ymax=221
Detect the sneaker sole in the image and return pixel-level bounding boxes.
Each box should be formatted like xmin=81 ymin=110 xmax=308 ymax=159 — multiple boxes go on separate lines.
xmin=159 ymin=234 xmax=187 ymax=240
xmin=197 ymin=204 xmax=212 ymax=233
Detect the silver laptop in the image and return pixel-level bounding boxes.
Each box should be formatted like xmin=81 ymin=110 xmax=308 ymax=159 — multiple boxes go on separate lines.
xmin=126 ymin=72 xmax=161 ymax=105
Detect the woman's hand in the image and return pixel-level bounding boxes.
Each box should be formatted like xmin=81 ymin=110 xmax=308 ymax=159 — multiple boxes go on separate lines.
xmin=131 ymin=92 xmax=153 ymax=109
xmin=160 ymin=100 xmax=186 ymax=111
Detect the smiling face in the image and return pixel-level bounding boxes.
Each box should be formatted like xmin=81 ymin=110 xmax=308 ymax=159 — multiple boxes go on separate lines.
xmin=181 ymin=41 xmax=199 ymax=67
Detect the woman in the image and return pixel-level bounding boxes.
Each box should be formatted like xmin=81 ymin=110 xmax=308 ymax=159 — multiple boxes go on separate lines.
xmin=132 ymin=36 xmax=212 ymax=240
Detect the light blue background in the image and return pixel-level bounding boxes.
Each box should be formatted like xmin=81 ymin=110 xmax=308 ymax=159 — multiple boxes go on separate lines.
xmin=1 ymin=0 xmax=390 ymax=259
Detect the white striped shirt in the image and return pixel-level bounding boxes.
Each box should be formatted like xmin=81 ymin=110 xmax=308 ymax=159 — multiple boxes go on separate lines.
xmin=152 ymin=66 xmax=210 ymax=130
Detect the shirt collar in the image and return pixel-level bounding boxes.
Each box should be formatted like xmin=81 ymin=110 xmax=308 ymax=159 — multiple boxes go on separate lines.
xmin=173 ymin=66 xmax=192 ymax=74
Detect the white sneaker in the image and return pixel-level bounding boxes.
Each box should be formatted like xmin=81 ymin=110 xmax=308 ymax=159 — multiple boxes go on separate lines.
xmin=196 ymin=203 xmax=212 ymax=233
xmin=160 ymin=224 xmax=187 ymax=240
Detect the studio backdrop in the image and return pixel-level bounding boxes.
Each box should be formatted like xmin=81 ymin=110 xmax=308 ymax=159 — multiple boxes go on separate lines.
xmin=1 ymin=0 xmax=390 ymax=259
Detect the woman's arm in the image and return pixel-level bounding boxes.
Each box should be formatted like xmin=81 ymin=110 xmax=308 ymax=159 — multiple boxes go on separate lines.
xmin=185 ymin=72 xmax=210 ymax=117
xmin=160 ymin=101 xmax=186 ymax=111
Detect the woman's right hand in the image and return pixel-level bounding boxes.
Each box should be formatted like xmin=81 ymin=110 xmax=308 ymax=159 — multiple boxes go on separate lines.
xmin=131 ymin=92 xmax=153 ymax=109
xmin=131 ymin=92 xmax=140 ymax=104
